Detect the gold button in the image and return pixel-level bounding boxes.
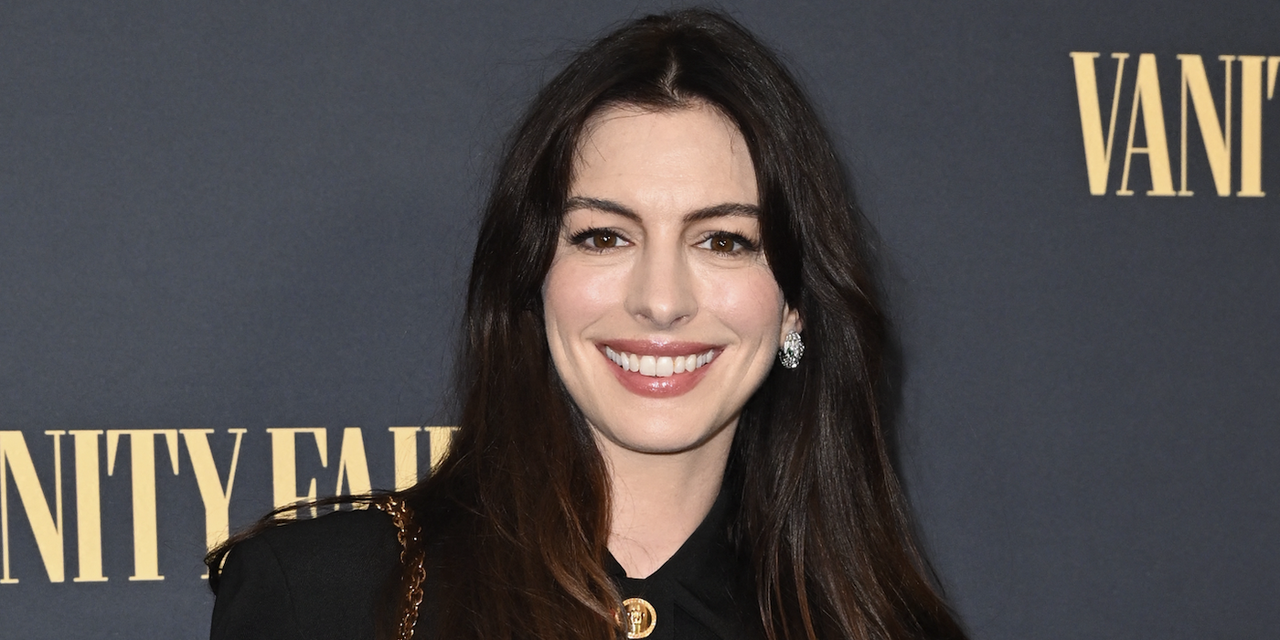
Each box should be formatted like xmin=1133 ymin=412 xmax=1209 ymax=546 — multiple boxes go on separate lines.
xmin=621 ymin=597 xmax=657 ymax=639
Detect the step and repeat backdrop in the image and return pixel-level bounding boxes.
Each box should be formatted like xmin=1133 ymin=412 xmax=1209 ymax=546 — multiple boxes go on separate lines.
xmin=1 ymin=1 xmax=1276 ymax=638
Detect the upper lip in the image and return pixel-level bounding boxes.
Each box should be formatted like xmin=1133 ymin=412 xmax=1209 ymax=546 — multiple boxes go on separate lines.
xmin=599 ymin=339 xmax=720 ymax=357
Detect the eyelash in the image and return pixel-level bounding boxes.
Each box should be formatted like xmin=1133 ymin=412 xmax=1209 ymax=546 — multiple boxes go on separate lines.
xmin=567 ymin=228 xmax=760 ymax=255
xmin=697 ymin=231 xmax=760 ymax=254
xmin=568 ymin=227 xmax=631 ymax=252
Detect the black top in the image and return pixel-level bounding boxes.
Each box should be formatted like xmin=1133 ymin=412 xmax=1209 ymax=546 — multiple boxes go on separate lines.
xmin=606 ymin=489 xmax=756 ymax=640
xmin=210 ymin=491 xmax=756 ymax=640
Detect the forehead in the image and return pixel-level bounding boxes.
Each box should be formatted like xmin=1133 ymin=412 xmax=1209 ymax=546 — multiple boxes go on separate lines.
xmin=570 ymin=103 xmax=757 ymax=209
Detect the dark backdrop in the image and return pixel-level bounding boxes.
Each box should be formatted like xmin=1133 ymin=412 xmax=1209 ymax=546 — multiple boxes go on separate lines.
xmin=1 ymin=2 xmax=1277 ymax=638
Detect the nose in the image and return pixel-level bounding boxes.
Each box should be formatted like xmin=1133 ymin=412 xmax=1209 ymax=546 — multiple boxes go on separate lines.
xmin=624 ymin=243 xmax=697 ymax=329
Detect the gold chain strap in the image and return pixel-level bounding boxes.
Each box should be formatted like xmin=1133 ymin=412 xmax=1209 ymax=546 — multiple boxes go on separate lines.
xmin=376 ymin=495 xmax=426 ymax=640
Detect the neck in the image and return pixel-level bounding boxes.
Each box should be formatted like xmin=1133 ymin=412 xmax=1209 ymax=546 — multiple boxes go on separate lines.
xmin=599 ymin=427 xmax=734 ymax=579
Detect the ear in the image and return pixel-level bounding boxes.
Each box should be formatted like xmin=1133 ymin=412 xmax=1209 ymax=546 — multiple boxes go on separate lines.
xmin=780 ymin=303 xmax=803 ymax=341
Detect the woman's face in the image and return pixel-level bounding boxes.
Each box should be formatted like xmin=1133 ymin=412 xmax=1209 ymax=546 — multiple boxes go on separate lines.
xmin=543 ymin=103 xmax=799 ymax=459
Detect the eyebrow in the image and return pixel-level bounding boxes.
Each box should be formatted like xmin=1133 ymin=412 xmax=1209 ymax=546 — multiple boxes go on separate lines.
xmin=563 ymin=196 xmax=760 ymax=224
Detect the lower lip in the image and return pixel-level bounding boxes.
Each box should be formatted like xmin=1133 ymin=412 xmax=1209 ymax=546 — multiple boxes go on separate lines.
xmin=603 ymin=351 xmax=714 ymax=398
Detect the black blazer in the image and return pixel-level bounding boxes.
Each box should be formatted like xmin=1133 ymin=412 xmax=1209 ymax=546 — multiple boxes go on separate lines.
xmin=210 ymin=509 xmax=401 ymax=640
xmin=210 ymin=494 xmax=756 ymax=640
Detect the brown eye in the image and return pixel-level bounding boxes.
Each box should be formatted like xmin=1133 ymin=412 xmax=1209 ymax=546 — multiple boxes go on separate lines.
xmin=591 ymin=231 xmax=618 ymax=248
xmin=702 ymin=232 xmax=756 ymax=254
xmin=568 ymin=227 xmax=631 ymax=251
xmin=709 ymin=234 xmax=735 ymax=252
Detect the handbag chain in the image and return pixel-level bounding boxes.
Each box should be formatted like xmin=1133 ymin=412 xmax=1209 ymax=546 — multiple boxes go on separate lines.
xmin=376 ymin=495 xmax=426 ymax=640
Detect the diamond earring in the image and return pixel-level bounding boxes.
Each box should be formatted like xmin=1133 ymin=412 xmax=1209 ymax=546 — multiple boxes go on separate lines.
xmin=779 ymin=331 xmax=804 ymax=369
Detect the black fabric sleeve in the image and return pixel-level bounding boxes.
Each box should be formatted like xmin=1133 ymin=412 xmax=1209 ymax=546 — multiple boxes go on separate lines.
xmin=211 ymin=534 xmax=307 ymax=640
xmin=208 ymin=509 xmax=402 ymax=640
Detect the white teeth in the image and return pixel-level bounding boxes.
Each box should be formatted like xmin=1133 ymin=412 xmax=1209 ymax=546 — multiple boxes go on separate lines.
xmin=604 ymin=347 xmax=716 ymax=377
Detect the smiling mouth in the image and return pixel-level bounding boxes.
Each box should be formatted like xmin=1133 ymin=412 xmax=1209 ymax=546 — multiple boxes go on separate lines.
xmin=603 ymin=346 xmax=717 ymax=378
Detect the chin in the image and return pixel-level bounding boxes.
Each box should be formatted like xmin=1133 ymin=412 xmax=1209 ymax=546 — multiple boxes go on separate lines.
xmin=591 ymin=413 xmax=735 ymax=456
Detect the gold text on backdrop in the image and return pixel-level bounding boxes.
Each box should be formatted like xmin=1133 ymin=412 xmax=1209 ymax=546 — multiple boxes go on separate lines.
xmin=1070 ymin=52 xmax=1279 ymax=196
xmin=0 ymin=427 xmax=456 ymax=584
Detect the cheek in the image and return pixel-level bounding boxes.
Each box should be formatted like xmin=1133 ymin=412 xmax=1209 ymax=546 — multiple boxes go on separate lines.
xmin=543 ymin=259 xmax=622 ymax=336
xmin=700 ymin=268 xmax=787 ymax=337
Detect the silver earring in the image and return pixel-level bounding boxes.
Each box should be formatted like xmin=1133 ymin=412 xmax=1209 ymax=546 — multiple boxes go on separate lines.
xmin=779 ymin=331 xmax=804 ymax=369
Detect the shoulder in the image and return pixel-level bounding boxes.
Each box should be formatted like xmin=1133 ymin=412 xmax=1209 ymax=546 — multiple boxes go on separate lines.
xmin=211 ymin=508 xmax=402 ymax=640
xmin=253 ymin=506 xmax=401 ymax=569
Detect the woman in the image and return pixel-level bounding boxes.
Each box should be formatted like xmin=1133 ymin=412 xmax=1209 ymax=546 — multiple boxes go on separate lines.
xmin=208 ymin=8 xmax=967 ymax=640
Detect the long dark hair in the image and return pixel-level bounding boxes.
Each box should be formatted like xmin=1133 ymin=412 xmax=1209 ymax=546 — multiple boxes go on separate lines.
xmin=211 ymin=9 xmax=966 ymax=640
